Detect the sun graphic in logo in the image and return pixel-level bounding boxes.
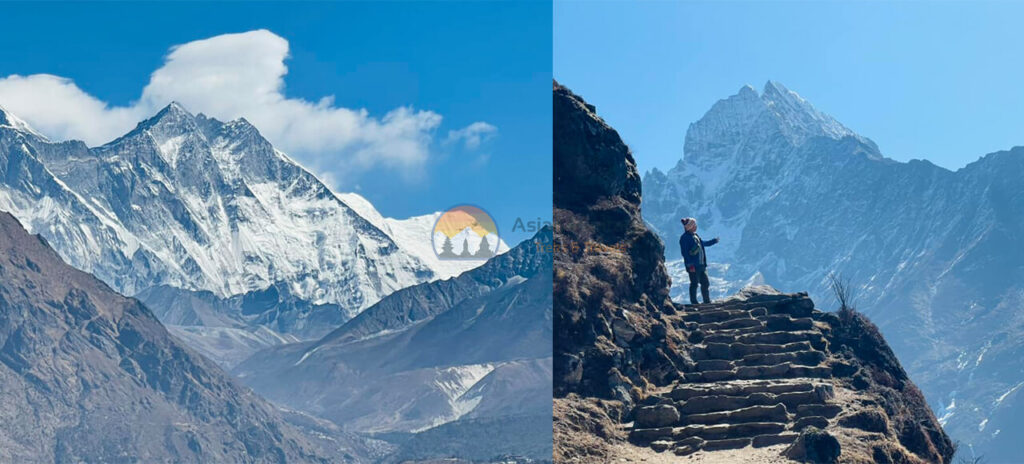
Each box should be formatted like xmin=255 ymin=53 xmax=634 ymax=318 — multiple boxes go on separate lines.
xmin=432 ymin=205 xmax=500 ymax=260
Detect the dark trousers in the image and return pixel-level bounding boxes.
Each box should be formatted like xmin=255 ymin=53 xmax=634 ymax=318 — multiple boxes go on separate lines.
xmin=687 ymin=267 xmax=711 ymax=304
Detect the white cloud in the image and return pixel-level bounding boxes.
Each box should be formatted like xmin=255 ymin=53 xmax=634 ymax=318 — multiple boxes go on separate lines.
xmin=0 ymin=74 xmax=145 ymax=144
xmin=0 ymin=29 xmax=469 ymax=177
xmin=446 ymin=121 xmax=498 ymax=150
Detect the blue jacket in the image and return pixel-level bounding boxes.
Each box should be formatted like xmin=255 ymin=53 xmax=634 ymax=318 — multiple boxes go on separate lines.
xmin=680 ymin=232 xmax=718 ymax=271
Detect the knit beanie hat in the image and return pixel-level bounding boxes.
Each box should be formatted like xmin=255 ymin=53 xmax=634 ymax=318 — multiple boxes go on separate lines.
xmin=681 ymin=217 xmax=697 ymax=231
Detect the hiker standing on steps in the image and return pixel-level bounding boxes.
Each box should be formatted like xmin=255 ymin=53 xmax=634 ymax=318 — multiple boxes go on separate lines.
xmin=680 ymin=217 xmax=719 ymax=305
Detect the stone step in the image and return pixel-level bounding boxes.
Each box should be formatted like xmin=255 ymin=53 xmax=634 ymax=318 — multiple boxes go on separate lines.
xmin=676 ymin=422 xmax=786 ymax=441
xmin=630 ymin=421 xmax=787 ymax=444
xmin=681 ymin=309 xmax=755 ymax=324
xmin=683 ymin=297 xmax=806 ymax=313
xmin=736 ymin=350 xmax=826 ymax=367
xmin=642 ymin=430 xmax=799 ymax=453
xmin=684 ymin=362 xmax=832 ymax=383
xmin=704 ymin=330 xmax=826 ymax=347
xmin=630 ymin=426 xmax=675 ymax=443
xmin=764 ymin=299 xmax=815 ymax=318
xmin=649 ymin=440 xmax=674 ymax=452
xmin=795 ymin=403 xmax=842 ymax=418
xmin=676 ymin=390 xmax=833 ymax=415
xmin=695 ymin=341 xmax=813 ymax=360
xmin=673 ymin=444 xmax=699 ymax=456
xmin=676 ymin=394 xmax=759 ymax=414
xmin=680 ymin=403 xmax=788 ymax=426
xmin=634 ymin=404 xmax=681 ymax=428
xmin=696 ymin=317 xmax=763 ymax=331
xmin=685 ymin=369 xmax=739 ymax=382
xmin=731 ymin=341 xmax=814 ymax=357
xmin=702 ymin=436 xmax=752 ymax=451
xmin=670 ymin=380 xmax=818 ymax=401
xmin=670 ymin=437 xmax=755 ymax=455
xmin=792 ymin=415 xmax=830 ymax=431
xmin=751 ymin=433 xmax=799 ymax=448
xmin=763 ymin=315 xmax=815 ymax=331
xmin=697 ymin=324 xmax=771 ymax=337
xmin=697 ymin=314 xmax=812 ymax=333
xmin=695 ymin=359 xmax=734 ymax=371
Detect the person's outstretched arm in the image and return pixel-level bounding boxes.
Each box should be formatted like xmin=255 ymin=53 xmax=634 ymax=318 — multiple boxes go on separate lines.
xmin=705 ymin=237 xmax=720 ymax=247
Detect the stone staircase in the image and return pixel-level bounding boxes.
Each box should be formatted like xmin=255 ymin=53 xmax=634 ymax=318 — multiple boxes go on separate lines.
xmin=628 ymin=294 xmax=844 ymax=457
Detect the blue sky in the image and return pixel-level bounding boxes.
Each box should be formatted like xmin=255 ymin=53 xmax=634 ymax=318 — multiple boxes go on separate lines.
xmin=555 ymin=1 xmax=1024 ymax=174
xmin=0 ymin=1 xmax=551 ymax=246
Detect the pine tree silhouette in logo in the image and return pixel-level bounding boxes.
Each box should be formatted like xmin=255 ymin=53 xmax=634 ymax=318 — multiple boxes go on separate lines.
xmin=438 ymin=236 xmax=457 ymax=258
xmin=432 ymin=205 xmax=499 ymax=261
xmin=459 ymin=237 xmax=473 ymax=258
xmin=474 ymin=236 xmax=494 ymax=258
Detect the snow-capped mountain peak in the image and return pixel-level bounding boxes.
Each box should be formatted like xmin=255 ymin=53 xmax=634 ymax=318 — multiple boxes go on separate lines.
xmin=683 ymin=81 xmax=878 ymax=170
xmin=760 ymin=80 xmax=863 ymax=145
xmin=0 ymin=103 xmax=444 ymax=333
xmin=338 ymin=192 xmax=505 ymax=280
xmin=126 ymin=101 xmax=198 ymax=137
xmin=0 ymin=104 xmax=48 ymax=141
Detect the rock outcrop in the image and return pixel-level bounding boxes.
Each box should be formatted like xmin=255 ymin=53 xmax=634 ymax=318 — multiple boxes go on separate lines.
xmin=552 ymin=81 xmax=954 ymax=463
xmin=553 ymin=81 xmax=687 ymax=404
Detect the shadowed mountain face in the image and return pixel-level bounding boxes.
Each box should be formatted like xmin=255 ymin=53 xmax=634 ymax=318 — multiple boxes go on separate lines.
xmin=234 ymin=228 xmax=553 ymax=462
xmin=552 ymin=82 xmax=953 ymax=464
xmin=553 ymin=80 xmax=687 ymax=402
xmin=641 ymin=82 xmax=1024 ymax=460
xmin=0 ymin=212 xmax=334 ymax=463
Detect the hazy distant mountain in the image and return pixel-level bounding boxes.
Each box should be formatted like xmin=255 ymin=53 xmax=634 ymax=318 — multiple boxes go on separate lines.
xmin=0 ymin=212 xmax=336 ymax=462
xmin=641 ymin=81 xmax=1024 ymax=460
xmin=234 ymin=228 xmax=553 ymax=461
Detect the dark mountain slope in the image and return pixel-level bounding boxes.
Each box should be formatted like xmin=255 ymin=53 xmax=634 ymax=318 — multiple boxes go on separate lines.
xmin=0 ymin=212 xmax=333 ymax=463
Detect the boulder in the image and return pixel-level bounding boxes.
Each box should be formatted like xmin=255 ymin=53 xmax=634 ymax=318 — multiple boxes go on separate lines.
xmin=785 ymin=427 xmax=841 ymax=463
xmin=634 ymin=404 xmax=680 ymax=428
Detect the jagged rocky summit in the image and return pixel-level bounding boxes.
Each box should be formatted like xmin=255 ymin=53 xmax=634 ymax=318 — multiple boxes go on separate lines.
xmin=552 ymin=81 xmax=953 ymax=463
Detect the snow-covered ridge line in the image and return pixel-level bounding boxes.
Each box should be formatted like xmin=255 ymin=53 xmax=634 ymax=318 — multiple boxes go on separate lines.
xmin=338 ymin=192 xmax=509 ymax=280
xmin=0 ymin=102 xmax=488 ymax=333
